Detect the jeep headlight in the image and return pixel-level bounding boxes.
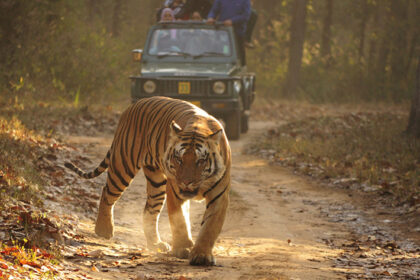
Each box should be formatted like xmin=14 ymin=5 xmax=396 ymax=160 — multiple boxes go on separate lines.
xmin=143 ymin=80 xmax=156 ymax=94
xmin=213 ymin=81 xmax=226 ymax=95
xmin=233 ymin=80 xmax=242 ymax=94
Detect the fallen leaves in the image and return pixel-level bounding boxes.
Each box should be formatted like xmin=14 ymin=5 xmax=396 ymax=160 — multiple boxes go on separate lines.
xmin=328 ymin=236 xmax=420 ymax=279
xmin=0 ymin=260 xmax=9 ymax=270
xmin=91 ymin=265 xmax=99 ymax=272
xmin=318 ymin=202 xmax=420 ymax=280
xmin=135 ymin=274 xmax=191 ymax=280
xmin=0 ymin=243 xmax=61 ymax=279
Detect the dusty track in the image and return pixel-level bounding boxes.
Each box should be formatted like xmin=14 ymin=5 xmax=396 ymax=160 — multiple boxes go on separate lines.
xmin=63 ymin=121 xmax=417 ymax=279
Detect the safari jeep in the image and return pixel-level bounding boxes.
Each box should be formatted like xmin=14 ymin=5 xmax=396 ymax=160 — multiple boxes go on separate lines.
xmin=130 ymin=21 xmax=256 ymax=140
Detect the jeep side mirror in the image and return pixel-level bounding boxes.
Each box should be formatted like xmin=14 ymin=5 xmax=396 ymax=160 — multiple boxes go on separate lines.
xmin=132 ymin=49 xmax=143 ymax=62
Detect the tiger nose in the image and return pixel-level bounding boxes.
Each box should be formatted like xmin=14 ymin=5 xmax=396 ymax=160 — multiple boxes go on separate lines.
xmin=182 ymin=179 xmax=193 ymax=186
xmin=181 ymin=178 xmax=194 ymax=187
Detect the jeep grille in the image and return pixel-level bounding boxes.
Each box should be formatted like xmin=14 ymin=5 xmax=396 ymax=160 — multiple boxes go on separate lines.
xmin=147 ymin=79 xmax=212 ymax=96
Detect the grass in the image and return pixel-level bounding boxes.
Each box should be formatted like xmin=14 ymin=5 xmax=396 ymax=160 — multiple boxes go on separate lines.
xmin=249 ymin=111 xmax=420 ymax=204
xmin=0 ymin=93 xmax=120 ymax=208
xmin=0 ymin=117 xmax=45 ymax=206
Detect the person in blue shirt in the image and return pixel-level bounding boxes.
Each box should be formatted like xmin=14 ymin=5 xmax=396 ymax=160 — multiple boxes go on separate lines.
xmin=245 ymin=0 xmax=257 ymax=48
xmin=207 ymin=0 xmax=251 ymax=65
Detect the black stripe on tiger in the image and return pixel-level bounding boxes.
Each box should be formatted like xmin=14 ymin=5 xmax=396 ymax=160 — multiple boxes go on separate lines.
xmin=206 ymin=184 xmax=229 ymax=209
xmin=101 ymin=186 xmax=114 ymax=206
xmin=145 ymin=209 xmax=161 ymax=215
xmin=203 ymin=170 xmax=226 ymax=197
xmin=149 ymin=191 xmax=166 ymax=199
xmin=105 ymin=184 xmax=120 ymax=197
xmin=64 ymin=161 xmax=106 ymax=179
xmin=107 ymin=173 xmax=125 ymax=193
xmin=145 ymin=165 xmax=156 ymax=172
xmin=145 ymin=175 xmax=167 ymax=188
xmin=111 ymin=167 xmax=130 ymax=188
xmin=149 ymin=202 xmax=164 ymax=209
xmin=119 ymin=136 xmax=135 ymax=178
xmin=129 ymin=105 xmax=143 ymax=168
xmin=64 ymin=150 xmax=110 ymax=179
xmin=170 ymin=185 xmax=183 ymax=201
xmin=201 ymin=213 xmax=214 ymax=226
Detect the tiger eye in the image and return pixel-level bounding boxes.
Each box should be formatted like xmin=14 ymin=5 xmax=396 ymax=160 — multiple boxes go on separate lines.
xmin=174 ymin=154 xmax=182 ymax=164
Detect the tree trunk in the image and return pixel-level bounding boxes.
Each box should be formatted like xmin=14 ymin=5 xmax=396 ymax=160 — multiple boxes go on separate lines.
xmin=404 ymin=0 xmax=419 ymax=77
xmin=320 ymin=0 xmax=333 ymax=59
xmin=388 ymin=0 xmax=408 ymax=84
xmin=367 ymin=3 xmax=380 ymax=73
xmin=358 ymin=0 xmax=368 ymax=61
xmin=112 ymin=0 xmax=123 ymax=37
xmin=284 ymin=0 xmax=307 ymax=96
xmin=375 ymin=3 xmax=391 ymax=84
xmin=406 ymin=58 xmax=420 ymax=138
xmin=87 ymin=0 xmax=98 ymax=24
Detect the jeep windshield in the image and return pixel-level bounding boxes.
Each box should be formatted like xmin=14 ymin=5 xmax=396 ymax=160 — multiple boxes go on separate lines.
xmin=147 ymin=28 xmax=232 ymax=57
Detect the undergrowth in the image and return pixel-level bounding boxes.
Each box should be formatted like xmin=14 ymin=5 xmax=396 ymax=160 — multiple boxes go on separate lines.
xmin=0 ymin=96 xmax=91 ymax=278
xmin=0 ymin=117 xmax=45 ymax=206
xmin=249 ymin=112 xmax=420 ymax=204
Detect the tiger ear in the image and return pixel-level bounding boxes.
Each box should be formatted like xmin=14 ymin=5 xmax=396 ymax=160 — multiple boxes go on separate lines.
xmin=208 ymin=129 xmax=222 ymax=142
xmin=170 ymin=121 xmax=183 ymax=137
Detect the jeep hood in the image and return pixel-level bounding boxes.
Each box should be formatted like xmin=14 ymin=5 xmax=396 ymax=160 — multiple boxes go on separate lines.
xmin=141 ymin=62 xmax=240 ymax=77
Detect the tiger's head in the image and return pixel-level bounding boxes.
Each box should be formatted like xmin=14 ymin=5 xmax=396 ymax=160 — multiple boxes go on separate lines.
xmin=164 ymin=120 xmax=227 ymax=199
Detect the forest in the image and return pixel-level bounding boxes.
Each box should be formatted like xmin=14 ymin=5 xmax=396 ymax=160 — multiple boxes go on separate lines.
xmin=1 ymin=0 xmax=418 ymax=103
xmin=0 ymin=0 xmax=419 ymax=279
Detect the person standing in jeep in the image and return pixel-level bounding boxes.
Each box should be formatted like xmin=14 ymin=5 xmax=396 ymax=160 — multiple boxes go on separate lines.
xmin=159 ymin=0 xmax=213 ymax=20
xmin=179 ymin=0 xmax=214 ymax=20
xmin=206 ymin=0 xmax=251 ymax=65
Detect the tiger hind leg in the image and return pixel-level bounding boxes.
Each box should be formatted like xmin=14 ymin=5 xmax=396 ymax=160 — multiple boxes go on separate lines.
xmin=142 ymin=166 xmax=171 ymax=252
xmin=95 ymin=166 xmax=135 ymax=239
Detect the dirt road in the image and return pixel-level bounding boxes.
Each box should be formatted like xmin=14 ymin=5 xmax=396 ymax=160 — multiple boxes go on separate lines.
xmin=63 ymin=121 xmax=418 ymax=280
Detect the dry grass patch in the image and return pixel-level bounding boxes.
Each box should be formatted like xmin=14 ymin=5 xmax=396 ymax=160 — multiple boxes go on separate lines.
xmin=0 ymin=117 xmax=46 ymax=205
xmin=248 ymin=112 xmax=419 ymax=204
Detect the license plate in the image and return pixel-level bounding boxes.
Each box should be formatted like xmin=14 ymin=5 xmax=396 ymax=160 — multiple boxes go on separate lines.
xmin=190 ymin=101 xmax=201 ymax=107
xmin=178 ymin=82 xmax=191 ymax=94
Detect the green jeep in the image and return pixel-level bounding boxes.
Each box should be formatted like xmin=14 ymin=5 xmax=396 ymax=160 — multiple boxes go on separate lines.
xmin=130 ymin=21 xmax=256 ymax=140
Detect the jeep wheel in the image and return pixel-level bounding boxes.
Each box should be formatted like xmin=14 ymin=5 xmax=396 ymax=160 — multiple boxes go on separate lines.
xmin=225 ymin=111 xmax=241 ymax=140
xmin=241 ymin=114 xmax=249 ymax=133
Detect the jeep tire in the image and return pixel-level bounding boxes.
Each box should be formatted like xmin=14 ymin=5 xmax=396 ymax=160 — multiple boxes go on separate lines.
xmin=241 ymin=114 xmax=249 ymax=133
xmin=225 ymin=111 xmax=241 ymax=140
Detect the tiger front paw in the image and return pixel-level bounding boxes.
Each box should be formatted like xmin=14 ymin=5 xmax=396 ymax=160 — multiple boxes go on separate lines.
xmin=172 ymin=247 xmax=191 ymax=259
xmin=171 ymin=238 xmax=193 ymax=259
xmin=189 ymin=248 xmax=215 ymax=266
xmin=148 ymin=241 xmax=171 ymax=253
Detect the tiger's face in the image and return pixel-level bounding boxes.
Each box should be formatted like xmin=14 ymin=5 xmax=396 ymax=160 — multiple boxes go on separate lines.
xmin=164 ymin=121 xmax=225 ymax=199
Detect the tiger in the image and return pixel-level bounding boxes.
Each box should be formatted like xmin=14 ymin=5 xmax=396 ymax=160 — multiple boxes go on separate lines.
xmin=65 ymin=96 xmax=231 ymax=266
